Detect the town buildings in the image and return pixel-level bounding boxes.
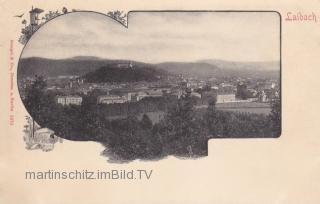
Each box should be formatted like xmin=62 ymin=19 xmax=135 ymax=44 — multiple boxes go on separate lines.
xmin=97 ymin=95 xmax=128 ymax=104
xmin=20 ymin=66 xmax=279 ymax=108
xmin=216 ymin=92 xmax=236 ymax=103
xmin=56 ymin=95 xmax=83 ymax=106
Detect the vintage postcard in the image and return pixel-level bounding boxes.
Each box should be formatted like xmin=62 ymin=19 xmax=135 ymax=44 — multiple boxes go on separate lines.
xmin=0 ymin=1 xmax=319 ymax=204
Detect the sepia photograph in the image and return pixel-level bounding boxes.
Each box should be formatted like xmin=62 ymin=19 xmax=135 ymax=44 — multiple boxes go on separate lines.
xmin=17 ymin=10 xmax=281 ymax=162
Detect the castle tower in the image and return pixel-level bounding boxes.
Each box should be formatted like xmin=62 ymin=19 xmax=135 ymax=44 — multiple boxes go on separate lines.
xmin=29 ymin=6 xmax=44 ymax=32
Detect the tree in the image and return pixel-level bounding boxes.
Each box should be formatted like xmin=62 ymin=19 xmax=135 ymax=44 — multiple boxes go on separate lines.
xmin=140 ymin=114 xmax=153 ymax=129
xmin=107 ymin=10 xmax=127 ymax=25
xmin=205 ymin=95 xmax=220 ymax=137
xmin=161 ymin=90 xmax=207 ymax=156
xmin=22 ymin=19 xmax=27 ymax=28
xmin=24 ymin=75 xmax=61 ymax=136
xmin=24 ymin=75 xmax=48 ymax=121
xmin=236 ymin=82 xmax=248 ymax=100
xmin=269 ymin=97 xmax=281 ymax=137
xmin=62 ymin=7 xmax=68 ymax=14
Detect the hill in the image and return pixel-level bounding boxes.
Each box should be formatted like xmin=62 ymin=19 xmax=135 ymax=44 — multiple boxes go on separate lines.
xmin=18 ymin=57 xmax=113 ymax=78
xmin=18 ymin=57 xmax=156 ymax=78
xmin=18 ymin=57 xmax=167 ymax=83
xmin=84 ymin=64 xmax=164 ymax=83
xmin=18 ymin=57 xmax=280 ymax=81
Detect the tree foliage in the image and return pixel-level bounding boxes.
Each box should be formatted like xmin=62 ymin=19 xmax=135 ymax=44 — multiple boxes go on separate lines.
xmin=23 ymin=77 xmax=281 ymax=162
xmin=269 ymin=97 xmax=281 ymax=137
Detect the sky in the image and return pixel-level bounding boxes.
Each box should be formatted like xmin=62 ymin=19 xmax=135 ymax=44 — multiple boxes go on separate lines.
xmin=21 ymin=11 xmax=280 ymax=63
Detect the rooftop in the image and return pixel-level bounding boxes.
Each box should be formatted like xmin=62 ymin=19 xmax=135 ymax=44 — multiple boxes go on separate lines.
xmin=30 ymin=7 xmax=44 ymax=13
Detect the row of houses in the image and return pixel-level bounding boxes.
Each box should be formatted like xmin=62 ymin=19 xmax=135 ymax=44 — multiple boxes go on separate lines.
xmin=55 ymin=88 xmax=176 ymax=106
xmin=56 ymin=95 xmax=83 ymax=106
xmin=200 ymin=82 xmax=279 ymax=104
xmin=55 ymin=83 xmax=279 ymax=106
xmin=201 ymin=89 xmax=236 ymax=104
xmin=55 ymin=89 xmax=232 ymax=106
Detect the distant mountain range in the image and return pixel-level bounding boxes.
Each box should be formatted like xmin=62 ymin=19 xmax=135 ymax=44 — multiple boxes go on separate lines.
xmin=157 ymin=59 xmax=279 ymax=78
xmin=18 ymin=56 xmax=280 ymax=82
xmin=198 ymin=59 xmax=279 ymax=71
xmin=156 ymin=62 xmax=219 ymax=77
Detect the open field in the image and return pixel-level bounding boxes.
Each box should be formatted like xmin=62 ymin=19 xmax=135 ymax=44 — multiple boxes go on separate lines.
xmin=197 ymin=102 xmax=271 ymax=115
xmin=218 ymin=107 xmax=271 ymax=115
xmin=106 ymin=102 xmax=271 ymax=124
xmin=216 ymin=102 xmax=271 ymax=115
